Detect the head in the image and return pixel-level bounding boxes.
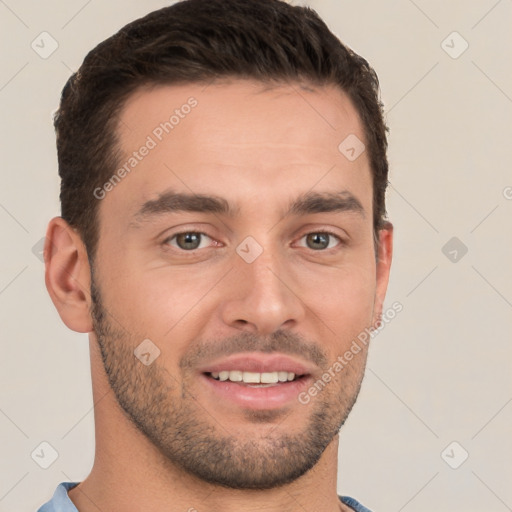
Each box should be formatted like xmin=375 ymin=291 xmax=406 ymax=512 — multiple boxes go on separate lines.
xmin=46 ymin=0 xmax=392 ymax=490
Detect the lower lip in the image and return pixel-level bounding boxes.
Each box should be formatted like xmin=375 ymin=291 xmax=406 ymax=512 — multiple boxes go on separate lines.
xmin=200 ymin=373 xmax=312 ymax=410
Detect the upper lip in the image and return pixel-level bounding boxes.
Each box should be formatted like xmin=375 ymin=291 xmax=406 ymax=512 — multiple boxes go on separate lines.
xmin=198 ymin=352 xmax=316 ymax=375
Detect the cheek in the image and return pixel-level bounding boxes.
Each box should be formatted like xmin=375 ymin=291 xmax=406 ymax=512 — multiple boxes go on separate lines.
xmin=106 ymin=264 xmax=217 ymax=341
xmin=97 ymin=238 xmax=377 ymax=352
xmin=293 ymin=259 xmax=377 ymax=354
xmin=296 ymin=256 xmax=377 ymax=313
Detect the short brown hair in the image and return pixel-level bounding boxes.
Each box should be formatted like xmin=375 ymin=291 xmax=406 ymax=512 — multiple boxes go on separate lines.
xmin=55 ymin=0 xmax=389 ymax=262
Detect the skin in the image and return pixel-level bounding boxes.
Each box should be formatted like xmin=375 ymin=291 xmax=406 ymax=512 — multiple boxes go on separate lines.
xmin=45 ymin=80 xmax=393 ymax=512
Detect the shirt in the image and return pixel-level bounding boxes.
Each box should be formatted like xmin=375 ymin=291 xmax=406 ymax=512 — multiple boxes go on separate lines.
xmin=37 ymin=481 xmax=373 ymax=512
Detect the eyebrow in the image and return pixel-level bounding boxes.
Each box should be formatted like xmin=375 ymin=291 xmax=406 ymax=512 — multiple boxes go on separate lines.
xmin=131 ymin=189 xmax=365 ymax=227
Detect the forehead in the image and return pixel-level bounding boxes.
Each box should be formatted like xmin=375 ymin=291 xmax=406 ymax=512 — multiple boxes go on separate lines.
xmin=119 ymin=79 xmax=363 ymax=153
xmin=99 ymin=80 xmax=372 ymax=230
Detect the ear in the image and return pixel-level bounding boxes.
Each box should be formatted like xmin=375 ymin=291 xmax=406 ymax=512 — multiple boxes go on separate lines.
xmin=372 ymin=222 xmax=393 ymax=327
xmin=44 ymin=217 xmax=94 ymax=333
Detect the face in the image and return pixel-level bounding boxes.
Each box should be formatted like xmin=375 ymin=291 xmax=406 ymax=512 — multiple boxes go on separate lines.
xmin=89 ymin=80 xmax=391 ymax=489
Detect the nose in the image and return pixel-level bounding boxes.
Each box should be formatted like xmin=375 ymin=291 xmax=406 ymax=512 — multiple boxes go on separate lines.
xmin=219 ymin=245 xmax=306 ymax=335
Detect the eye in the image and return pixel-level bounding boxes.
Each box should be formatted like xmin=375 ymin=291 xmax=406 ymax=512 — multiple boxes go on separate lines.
xmin=297 ymin=231 xmax=343 ymax=251
xmin=162 ymin=230 xmax=344 ymax=253
xmin=164 ymin=231 xmax=215 ymax=251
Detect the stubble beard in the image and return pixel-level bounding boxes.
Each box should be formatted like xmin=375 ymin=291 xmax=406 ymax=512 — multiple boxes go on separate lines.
xmin=90 ymin=274 xmax=366 ymax=489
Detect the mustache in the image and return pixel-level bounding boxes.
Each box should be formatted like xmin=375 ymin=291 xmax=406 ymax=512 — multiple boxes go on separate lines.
xmin=179 ymin=329 xmax=328 ymax=370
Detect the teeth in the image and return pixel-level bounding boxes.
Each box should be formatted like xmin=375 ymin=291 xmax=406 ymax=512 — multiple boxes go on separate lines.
xmin=243 ymin=371 xmax=261 ymax=383
xmin=261 ymin=372 xmax=279 ymax=383
xmin=209 ymin=370 xmax=298 ymax=383
xmin=228 ymin=370 xmax=243 ymax=381
xmin=278 ymin=371 xmax=289 ymax=382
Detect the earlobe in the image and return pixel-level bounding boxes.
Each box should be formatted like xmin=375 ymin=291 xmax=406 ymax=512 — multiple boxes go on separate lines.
xmin=44 ymin=217 xmax=94 ymax=333
xmin=373 ymin=222 xmax=393 ymax=327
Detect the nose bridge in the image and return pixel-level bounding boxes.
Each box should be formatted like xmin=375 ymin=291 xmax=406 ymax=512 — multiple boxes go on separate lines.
xmin=221 ymin=238 xmax=305 ymax=334
xmin=246 ymin=243 xmax=286 ymax=295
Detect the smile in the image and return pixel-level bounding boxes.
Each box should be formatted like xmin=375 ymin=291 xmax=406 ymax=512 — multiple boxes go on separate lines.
xmin=207 ymin=370 xmax=302 ymax=386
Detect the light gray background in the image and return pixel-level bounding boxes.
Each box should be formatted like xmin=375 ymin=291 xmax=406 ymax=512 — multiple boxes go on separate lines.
xmin=1 ymin=1 xmax=511 ymax=511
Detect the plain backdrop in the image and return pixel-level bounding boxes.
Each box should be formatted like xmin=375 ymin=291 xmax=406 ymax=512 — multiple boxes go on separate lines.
xmin=1 ymin=1 xmax=511 ymax=511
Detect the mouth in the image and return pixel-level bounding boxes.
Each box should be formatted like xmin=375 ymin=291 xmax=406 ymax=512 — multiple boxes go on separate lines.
xmin=205 ymin=370 xmax=306 ymax=387
xmin=197 ymin=353 xmax=315 ymax=410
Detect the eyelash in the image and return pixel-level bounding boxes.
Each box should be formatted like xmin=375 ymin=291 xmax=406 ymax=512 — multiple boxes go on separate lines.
xmin=162 ymin=229 xmax=345 ymax=254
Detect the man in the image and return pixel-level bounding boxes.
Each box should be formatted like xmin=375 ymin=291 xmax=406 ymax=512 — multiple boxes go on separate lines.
xmin=38 ymin=0 xmax=393 ymax=510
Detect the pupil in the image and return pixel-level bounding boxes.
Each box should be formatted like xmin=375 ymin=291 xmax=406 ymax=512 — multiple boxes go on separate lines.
xmin=179 ymin=232 xmax=200 ymax=249
xmin=308 ymin=233 xmax=328 ymax=250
